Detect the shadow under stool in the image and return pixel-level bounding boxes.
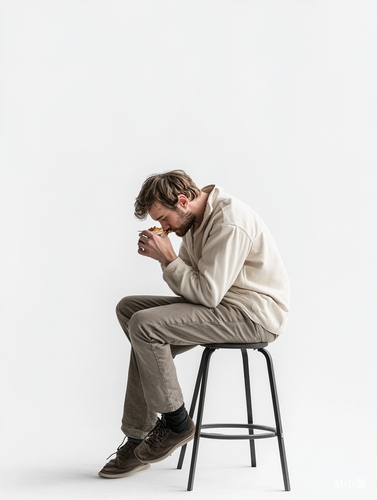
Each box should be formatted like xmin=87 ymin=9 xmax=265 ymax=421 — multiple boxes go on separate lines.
xmin=177 ymin=342 xmax=291 ymax=492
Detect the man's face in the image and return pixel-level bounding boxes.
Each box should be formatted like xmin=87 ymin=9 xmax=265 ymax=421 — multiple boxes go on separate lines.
xmin=149 ymin=201 xmax=195 ymax=237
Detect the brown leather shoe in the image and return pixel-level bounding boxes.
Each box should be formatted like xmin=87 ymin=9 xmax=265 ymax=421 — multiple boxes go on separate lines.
xmin=134 ymin=416 xmax=195 ymax=464
xmin=98 ymin=439 xmax=150 ymax=478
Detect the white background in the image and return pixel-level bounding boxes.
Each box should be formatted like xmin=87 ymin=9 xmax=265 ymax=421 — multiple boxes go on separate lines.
xmin=1 ymin=1 xmax=376 ymax=499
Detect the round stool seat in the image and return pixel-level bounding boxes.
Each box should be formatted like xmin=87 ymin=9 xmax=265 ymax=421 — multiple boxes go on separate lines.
xmin=201 ymin=342 xmax=268 ymax=349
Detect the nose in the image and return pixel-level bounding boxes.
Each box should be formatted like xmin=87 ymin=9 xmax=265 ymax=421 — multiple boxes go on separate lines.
xmin=161 ymin=221 xmax=170 ymax=231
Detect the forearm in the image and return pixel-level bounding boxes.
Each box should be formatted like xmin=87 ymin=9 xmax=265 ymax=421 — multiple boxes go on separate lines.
xmin=163 ymin=225 xmax=252 ymax=308
xmin=159 ymin=250 xmax=178 ymax=268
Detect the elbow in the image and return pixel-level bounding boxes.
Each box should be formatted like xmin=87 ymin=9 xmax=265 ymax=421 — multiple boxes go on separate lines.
xmin=198 ymin=281 xmax=224 ymax=308
xmin=201 ymin=294 xmax=222 ymax=309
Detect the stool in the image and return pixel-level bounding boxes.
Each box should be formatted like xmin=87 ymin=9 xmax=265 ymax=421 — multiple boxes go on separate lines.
xmin=177 ymin=342 xmax=291 ymax=491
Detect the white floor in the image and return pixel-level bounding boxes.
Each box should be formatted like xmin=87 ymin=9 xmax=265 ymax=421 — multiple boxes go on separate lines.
xmin=1 ymin=427 xmax=375 ymax=500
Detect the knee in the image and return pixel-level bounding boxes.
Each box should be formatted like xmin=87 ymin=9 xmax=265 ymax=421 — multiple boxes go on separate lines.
xmin=116 ymin=295 xmax=138 ymax=322
xmin=116 ymin=296 xmax=140 ymax=342
xmin=128 ymin=309 xmax=154 ymax=343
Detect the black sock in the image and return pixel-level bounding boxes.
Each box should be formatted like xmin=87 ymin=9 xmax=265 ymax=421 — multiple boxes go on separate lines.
xmin=127 ymin=436 xmax=142 ymax=445
xmin=163 ymin=404 xmax=190 ymax=433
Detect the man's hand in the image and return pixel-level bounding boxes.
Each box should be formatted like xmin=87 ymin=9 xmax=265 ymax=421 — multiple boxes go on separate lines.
xmin=137 ymin=230 xmax=177 ymax=267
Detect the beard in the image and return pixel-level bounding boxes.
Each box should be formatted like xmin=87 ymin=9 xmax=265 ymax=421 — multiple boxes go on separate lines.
xmin=174 ymin=208 xmax=196 ymax=237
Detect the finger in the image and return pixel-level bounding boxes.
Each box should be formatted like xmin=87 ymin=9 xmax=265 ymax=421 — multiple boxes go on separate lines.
xmin=138 ymin=236 xmax=150 ymax=246
xmin=138 ymin=238 xmax=145 ymax=251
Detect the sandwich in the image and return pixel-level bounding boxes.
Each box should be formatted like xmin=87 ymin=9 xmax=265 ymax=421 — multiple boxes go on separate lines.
xmin=138 ymin=226 xmax=173 ymax=237
xmin=147 ymin=226 xmax=173 ymax=237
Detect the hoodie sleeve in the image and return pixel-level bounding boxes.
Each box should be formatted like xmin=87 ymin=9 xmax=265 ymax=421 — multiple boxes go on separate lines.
xmin=162 ymin=224 xmax=252 ymax=308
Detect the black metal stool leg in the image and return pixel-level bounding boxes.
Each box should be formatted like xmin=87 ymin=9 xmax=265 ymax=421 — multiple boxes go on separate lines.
xmin=259 ymin=348 xmax=291 ymax=491
xmin=241 ymin=349 xmax=257 ymax=467
xmin=177 ymin=349 xmax=207 ymax=469
xmin=187 ymin=347 xmax=215 ymax=491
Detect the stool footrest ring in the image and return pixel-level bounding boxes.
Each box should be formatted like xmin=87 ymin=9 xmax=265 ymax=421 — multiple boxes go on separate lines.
xmin=200 ymin=423 xmax=277 ymax=440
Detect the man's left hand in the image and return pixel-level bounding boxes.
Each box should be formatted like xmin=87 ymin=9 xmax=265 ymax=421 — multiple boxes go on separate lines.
xmin=137 ymin=230 xmax=177 ymax=267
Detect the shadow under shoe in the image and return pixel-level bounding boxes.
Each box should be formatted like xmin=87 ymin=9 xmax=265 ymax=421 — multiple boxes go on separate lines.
xmin=98 ymin=439 xmax=150 ymax=478
xmin=134 ymin=416 xmax=195 ymax=464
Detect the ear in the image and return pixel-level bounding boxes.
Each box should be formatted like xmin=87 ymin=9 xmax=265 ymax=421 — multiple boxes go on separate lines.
xmin=177 ymin=194 xmax=189 ymax=209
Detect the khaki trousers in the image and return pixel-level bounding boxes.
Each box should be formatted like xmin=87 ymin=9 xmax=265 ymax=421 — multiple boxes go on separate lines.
xmin=116 ymin=295 xmax=277 ymax=439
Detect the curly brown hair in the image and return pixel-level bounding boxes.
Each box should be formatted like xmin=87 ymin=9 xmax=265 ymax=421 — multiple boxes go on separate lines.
xmin=134 ymin=170 xmax=201 ymax=220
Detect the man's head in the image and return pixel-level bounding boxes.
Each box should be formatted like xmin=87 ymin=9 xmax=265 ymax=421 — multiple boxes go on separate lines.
xmin=134 ymin=170 xmax=201 ymax=236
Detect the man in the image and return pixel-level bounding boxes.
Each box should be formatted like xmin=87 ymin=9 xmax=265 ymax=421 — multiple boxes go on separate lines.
xmin=98 ymin=170 xmax=289 ymax=479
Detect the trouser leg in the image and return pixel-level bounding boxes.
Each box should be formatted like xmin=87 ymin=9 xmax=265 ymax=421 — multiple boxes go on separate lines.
xmin=116 ymin=295 xmax=195 ymax=439
xmin=127 ymin=299 xmax=277 ymax=416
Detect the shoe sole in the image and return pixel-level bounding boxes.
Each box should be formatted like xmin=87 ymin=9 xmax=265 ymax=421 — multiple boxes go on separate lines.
xmin=137 ymin=429 xmax=196 ymax=464
xmin=98 ymin=463 xmax=150 ymax=478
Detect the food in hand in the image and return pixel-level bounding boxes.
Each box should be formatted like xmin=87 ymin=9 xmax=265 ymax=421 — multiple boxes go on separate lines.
xmin=148 ymin=226 xmax=173 ymax=237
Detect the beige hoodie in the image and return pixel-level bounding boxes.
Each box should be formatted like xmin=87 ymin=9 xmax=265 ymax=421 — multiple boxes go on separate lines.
xmin=163 ymin=185 xmax=290 ymax=335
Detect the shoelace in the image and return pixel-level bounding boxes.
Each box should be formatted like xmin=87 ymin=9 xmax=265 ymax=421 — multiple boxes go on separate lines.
xmin=144 ymin=417 xmax=170 ymax=445
xmin=106 ymin=436 xmax=128 ymax=461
